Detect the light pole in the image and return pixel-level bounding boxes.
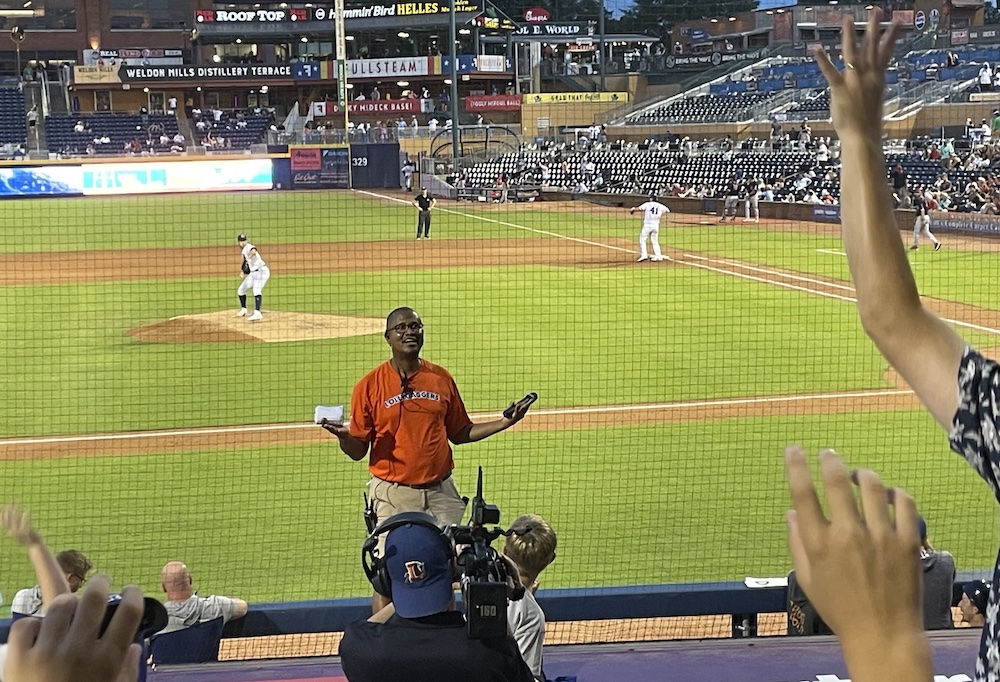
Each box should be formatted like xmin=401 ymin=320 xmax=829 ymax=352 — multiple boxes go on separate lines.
xmin=449 ymin=0 xmax=460 ymax=163
xmin=598 ymin=0 xmax=605 ymax=91
xmin=10 ymin=26 xmax=24 ymax=79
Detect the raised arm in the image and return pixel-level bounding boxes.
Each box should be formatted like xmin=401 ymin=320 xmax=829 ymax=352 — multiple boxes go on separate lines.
xmin=813 ymin=11 xmax=966 ymax=428
xmin=451 ymin=400 xmax=531 ymax=444
xmin=2 ymin=504 xmax=71 ymax=612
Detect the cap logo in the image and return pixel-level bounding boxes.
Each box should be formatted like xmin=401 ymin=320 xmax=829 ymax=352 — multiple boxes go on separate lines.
xmin=404 ymin=560 xmax=425 ymax=583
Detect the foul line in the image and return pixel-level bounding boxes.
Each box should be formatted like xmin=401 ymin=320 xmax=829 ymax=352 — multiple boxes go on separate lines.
xmin=356 ymin=190 xmax=1000 ymax=338
xmin=354 ymin=189 xmax=632 ymax=253
xmin=0 ymin=389 xmax=915 ymax=447
xmin=817 ymin=248 xmax=847 ymax=256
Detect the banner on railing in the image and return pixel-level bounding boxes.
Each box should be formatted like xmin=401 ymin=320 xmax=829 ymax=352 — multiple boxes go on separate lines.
xmin=812 ymin=205 xmax=841 ymax=223
xmin=930 ymin=211 xmax=1000 ymax=234
xmin=524 ymin=92 xmax=628 ymax=104
xmin=465 ymin=95 xmax=521 ymax=111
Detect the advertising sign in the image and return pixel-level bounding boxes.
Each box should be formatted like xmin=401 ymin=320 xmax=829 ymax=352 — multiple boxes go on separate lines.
xmin=663 ymin=49 xmax=763 ymax=69
xmin=514 ymin=21 xmax=596 ymax=37
xmin=930 ymin=211 xmax=1000 ymax=234
xmin=477 ymin=55 xmax=506 ymax=72
xmin=74 ymin=64 xmax=294 ymax=84
xmin=348 ymin=57 xmax=429 ymax=78
xmin=914 ymin=10 xmax=926 ymax=30
xmin=345 ymin=99 xmax=423 ymax=114
xmin=524 ymin=92 xmax=628 ymax=104
xmin=465 ymin=94 xmax=522 ymax=111
xmin=289 ymin=147 xmax=350 ymax=189
xmin=80 ymin=160 xmax=273 ymax=195
xmin=83 ymin=48 xmax=183 ymax=66
xmin=812 ymin=205 xmax=841 ymax=223
xmin=524 ymin=7 xmax=550 ymax=22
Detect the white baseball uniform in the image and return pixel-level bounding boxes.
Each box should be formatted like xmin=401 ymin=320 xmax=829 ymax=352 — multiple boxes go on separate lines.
xmin=238 ymin=242 xmax=270 ymax=296
xmin=635 ymin=201 xmax=668 ymax=261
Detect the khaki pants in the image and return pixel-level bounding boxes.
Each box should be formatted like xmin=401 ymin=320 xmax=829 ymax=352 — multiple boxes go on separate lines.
xmin=367 ymin=475 xmax=468 ymax=527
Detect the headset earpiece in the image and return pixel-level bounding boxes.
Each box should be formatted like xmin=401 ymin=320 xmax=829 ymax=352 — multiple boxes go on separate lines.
xmin=361 ymin=511 xmax=454 ymax=599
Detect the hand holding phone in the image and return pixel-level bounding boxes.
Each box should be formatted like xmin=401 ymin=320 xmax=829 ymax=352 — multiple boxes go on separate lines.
xmin=503 ymin=392 xmax=538 ymax=419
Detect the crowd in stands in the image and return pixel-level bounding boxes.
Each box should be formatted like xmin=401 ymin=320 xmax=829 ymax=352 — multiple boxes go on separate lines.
xmin=192 ymin=107 xmax=274 ymax=152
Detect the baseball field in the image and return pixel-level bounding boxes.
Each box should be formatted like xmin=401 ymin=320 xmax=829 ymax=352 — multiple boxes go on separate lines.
xmin=0 ymin=189 xmax=997 ymax=623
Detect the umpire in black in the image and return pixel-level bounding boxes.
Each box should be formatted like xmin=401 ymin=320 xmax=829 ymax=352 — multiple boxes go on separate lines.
xmin=413 ymin=187 xmax=437 ymax=240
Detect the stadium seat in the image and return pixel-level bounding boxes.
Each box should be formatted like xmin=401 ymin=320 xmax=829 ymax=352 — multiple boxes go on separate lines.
xmin=149 ymin=616 xmax=224 ymax=665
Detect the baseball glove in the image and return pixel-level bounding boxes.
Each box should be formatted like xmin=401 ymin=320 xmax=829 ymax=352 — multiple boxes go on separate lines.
xmin=241 ymin=259 xmax=250 ymax=275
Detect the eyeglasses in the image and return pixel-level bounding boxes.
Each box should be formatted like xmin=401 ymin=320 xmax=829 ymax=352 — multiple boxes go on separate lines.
xmin=71 ymin=574 xmax=87 ymax=585
xmin=390 ymin=321 xmax=424 ymax=334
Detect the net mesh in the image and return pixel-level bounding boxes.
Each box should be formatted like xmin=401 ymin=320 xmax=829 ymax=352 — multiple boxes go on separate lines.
xmin=1 ymin=46 xmax=997 ymax=655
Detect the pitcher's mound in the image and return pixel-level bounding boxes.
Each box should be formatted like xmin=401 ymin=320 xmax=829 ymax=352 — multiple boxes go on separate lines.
xmin=129 ymin=311 xmax=385 ymax=344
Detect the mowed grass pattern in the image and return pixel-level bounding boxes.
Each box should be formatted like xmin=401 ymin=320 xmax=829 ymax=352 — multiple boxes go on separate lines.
xmin=0 ymin=190 xmax=997 ymax=607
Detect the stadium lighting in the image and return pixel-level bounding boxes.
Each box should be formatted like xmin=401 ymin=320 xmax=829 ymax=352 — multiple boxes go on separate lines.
xmin=300 ymin=36 xmax=308 ymax=42
xmin=346 ymin=35 xmax=355 ymax=40
xmin=213 ymin=54 xmax=222 ymax=62
xmin=236 ymin=38 xmax=242 ymax=43
xmin=397 ymin=80 xmax=409 ymax=86
xmin=776 ymin=8 xmax=785 ymax=12
xmin=459 ymin=28 xmax=471 ymax=34
xmin=0 ymin=9 xmax=36 ymax=16
xmin=728 ymin=16 xmax=736 ymax=20
xmin=398 ymin=31 xmax=409 ymax=38
xmin=710 ymin=18 xmax=718 ymax=22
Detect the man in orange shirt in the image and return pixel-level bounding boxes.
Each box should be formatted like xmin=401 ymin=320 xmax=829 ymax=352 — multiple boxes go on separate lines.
xmin=323 ymin=306 xmax=533 ymax=528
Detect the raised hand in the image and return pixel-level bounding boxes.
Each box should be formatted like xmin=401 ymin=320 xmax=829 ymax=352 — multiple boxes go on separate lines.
xmin=2 ymin=503 xmax=42 ymax=546
xmin=784 ymin=446 xmax=932 ymax=681
xmin=813 ymin=9 xmax=901 ymax=143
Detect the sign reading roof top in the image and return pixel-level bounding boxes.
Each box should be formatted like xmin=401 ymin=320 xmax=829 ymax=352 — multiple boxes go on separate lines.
xmin=195 ymin=1 xmax=481 ymax=23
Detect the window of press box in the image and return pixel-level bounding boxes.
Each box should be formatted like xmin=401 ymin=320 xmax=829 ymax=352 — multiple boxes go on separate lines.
xmin=109 ymin=0 xmax=189 ymax=30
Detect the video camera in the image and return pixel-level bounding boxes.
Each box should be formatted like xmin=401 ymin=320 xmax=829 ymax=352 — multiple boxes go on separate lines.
xmin=362 ymin=467 xmax=525 ymax=640
xmin=445 ymin=467 xmax=523 ymax=640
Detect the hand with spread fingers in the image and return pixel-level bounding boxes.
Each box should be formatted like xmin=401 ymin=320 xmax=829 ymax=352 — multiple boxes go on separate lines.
xmin=4 ymin=575 xmax=143 ymax=682
xmin=784 ymin=446 xmax=932 ymax=682
xmin=812 ymin=9 xmax=901 ymax=143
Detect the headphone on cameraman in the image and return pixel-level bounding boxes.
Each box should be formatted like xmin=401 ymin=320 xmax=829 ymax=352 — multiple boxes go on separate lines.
xmin=361 ymin=511 xmax=454 ymax=598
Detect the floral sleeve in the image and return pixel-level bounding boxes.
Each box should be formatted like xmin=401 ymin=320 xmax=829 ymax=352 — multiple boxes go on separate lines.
xmin=949 ymin=348 xmax=1000 ymax=498
xmin=948 ymin=347 xmax=1000 ymax=682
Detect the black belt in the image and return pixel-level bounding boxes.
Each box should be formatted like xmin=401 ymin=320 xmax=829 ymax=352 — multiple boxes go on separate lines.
xmin=394 ymin=473 xmax=451 ymax=490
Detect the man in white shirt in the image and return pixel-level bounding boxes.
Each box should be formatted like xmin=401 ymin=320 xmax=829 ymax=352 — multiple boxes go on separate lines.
xmin=503 ymin=514 xmax=557 ymax=682
xmin=630 ymin=194 xmax=669 ymax=262
xmin=236 ymin=234 xmax=270 ymax=321
xmin=159 ymin=561 xmax=248 ymax=634
xmin=12 ymin=548 xmax=91 ymax=616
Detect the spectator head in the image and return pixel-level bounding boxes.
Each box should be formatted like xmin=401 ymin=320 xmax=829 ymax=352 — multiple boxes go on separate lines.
xmin=161 ymin=561 xmax=194 ymax=601
xmin=383 ymin=521 xmax=455 ymax=618
xmin=56 ymin=550 xmax=92 ymax=593
xmin=503 ymin=514 xmax=557 ymax=583
xmin=961 ymin=580 xmax=990 ymax=626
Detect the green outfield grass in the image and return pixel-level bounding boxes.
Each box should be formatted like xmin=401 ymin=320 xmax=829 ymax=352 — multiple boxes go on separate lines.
xmin=0 ymin=411 xmax=994 ymax=610
xmin=1 ymin=190 xmax=998 ymax=608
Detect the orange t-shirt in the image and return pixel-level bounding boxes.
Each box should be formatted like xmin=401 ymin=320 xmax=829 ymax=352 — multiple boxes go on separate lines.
xmin=349 ymin=360 xmax=473 ymax=485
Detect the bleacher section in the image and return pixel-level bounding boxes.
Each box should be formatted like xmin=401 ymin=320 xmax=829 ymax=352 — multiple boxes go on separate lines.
xmin=46 ymin=113 xmax=179 ymax=156
xmin=629 ymin=93 xmax=776 ymax=125
xmin=0 ymin=88 xmax=27 ymax=149
xmin=462 ymin=147 xmax=836 ymax=200
xmin=627 ymin=47 xmax=991 ymax=126
xmin=192 ymin=113 xmax=271 ymax=151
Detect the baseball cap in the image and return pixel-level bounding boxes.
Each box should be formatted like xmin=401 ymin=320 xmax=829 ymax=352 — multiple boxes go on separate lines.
xmin=237 ymin=234 xmax=247 ymax=241
xmin=963 ymin=580 xmax=990 ymax=614
xmin=384 ymin=521 xmax=454 ymax=618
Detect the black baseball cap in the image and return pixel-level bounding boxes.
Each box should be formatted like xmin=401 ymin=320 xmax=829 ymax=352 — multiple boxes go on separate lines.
xmin=237 ymin=234 xmax=247 ymax=242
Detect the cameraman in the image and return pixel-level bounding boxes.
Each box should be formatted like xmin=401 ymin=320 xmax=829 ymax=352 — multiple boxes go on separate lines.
xmin=339 ymin=515 xmax=534 ymax=682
